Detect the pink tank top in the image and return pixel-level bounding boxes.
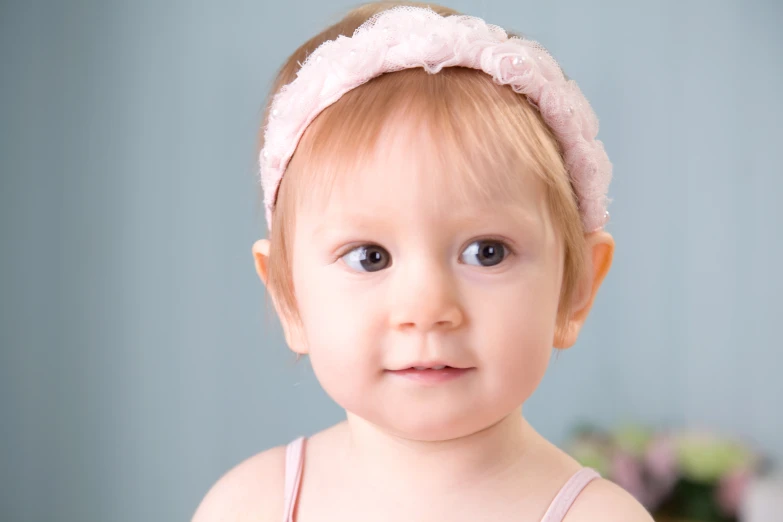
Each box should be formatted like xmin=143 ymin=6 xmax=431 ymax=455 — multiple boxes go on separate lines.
xmin=282 ymin=436 xmax=600 ymax=522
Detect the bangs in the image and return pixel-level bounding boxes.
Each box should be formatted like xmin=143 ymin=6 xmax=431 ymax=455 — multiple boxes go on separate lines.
xmin=282 ymin=67 xmax=572 ymax=218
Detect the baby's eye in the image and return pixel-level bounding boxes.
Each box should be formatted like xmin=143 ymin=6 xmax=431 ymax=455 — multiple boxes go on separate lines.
xmin=341 ymin=244 xmax=391 ymax=272
xmin=460 ymin=240 xmax=510 ymax=267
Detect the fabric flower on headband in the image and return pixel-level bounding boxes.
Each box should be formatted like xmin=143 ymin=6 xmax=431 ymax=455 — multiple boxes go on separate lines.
xmin=259 ymin=6 xmax=612 ymax=232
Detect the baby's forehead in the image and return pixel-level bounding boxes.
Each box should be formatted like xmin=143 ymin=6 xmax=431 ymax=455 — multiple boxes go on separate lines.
xmin=295 ymin=131 xmax=549 ymax=240
xmin=326 ymin=119 xmax=543 ymax=207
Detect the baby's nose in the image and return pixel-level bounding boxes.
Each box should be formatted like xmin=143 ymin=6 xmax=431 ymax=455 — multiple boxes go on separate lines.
xmin=387 ymin=265 xmax=464 ymax=332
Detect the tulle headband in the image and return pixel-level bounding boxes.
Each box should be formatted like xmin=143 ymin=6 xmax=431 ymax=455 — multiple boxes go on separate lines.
xmin=259 ymin=6 xmax=612 ymax=232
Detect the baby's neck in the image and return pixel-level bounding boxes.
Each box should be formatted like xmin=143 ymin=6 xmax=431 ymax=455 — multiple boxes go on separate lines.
xmin=339 ymin=410 xmax=539 ymax=496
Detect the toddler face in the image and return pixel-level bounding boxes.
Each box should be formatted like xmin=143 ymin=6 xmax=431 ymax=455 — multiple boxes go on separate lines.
xmin=289 ymin=119 xmax=565 ymax=441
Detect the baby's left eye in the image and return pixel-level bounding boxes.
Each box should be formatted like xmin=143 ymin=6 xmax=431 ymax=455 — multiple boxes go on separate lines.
xmin=460 ymin=240 xmax=510 ymax=267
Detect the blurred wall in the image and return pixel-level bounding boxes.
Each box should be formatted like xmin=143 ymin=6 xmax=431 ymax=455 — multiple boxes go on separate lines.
xmin=1 ymin=0 xmax=781 ymax=520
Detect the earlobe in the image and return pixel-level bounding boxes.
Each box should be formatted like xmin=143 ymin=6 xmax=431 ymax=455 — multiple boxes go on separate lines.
xmin=286 ymin=327 xmax=310 ymax=356
xmin=252 ymin=239 xmax=272 ymax=286
xmin=553 ymin=231 xmax=615 ymax=349
xmin=251 ymin=238 xmax=310 ymax=356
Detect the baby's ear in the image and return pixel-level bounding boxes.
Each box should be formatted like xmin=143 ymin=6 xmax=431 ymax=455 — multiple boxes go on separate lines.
xmin=251 ymin=239 xmax=310 ymax=355
xmin=252 ymin=239 xmax=272 ymax=286
xmin=553 ymin=231 xmax=615 ymax=349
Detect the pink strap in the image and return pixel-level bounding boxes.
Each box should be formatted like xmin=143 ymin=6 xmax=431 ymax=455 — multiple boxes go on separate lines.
xmin=281 ymin=437 xmax=595 ymax=522
xmin=540 ymin=468 xmax=601 ymax=522
xmin=282 ymin=436 xmax=306 ymax=522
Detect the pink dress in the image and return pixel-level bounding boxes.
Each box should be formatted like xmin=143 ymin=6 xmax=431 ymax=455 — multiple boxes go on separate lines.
xmin=282 ymin=436 xmax=600 ymax=522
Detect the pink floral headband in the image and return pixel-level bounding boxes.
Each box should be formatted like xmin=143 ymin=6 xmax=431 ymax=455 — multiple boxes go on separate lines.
xmin=259 ymin=6 xmax=612 ymax=232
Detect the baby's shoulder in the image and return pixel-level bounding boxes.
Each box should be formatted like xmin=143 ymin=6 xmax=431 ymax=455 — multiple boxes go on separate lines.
xmin=191 ymin=443 xmax=287 ymax=522
xmin=562 ymin=477 xmax=654 ymax=522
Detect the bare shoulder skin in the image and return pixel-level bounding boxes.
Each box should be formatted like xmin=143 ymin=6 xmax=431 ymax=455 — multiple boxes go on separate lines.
xmin=191 ymin=444 xmax=287 ymax=522
xmin=190 ymin=421 xmax=654 ymax=522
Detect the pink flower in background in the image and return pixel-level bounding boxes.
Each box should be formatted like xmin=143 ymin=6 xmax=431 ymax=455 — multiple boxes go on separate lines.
xmin=645 ymin=435 xmax=678 ymax=483
xmin=611 ymin=438 xmax=679 ymax=511
xmin=716 ymin=468 xmax=752 ymax=516
xmin=611 ymin=451 xmax=647 ymax=504
xmin=641 ymin=435 xmax=680 ymax=510
xmin=567 ymin=424 xmax=764 ymax=519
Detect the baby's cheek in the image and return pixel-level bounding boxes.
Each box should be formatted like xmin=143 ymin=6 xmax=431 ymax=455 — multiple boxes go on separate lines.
xmin=482 ymin=300 xmax=554 ymax=397
xmin=300 ymin=291 xmax=380 ymax=399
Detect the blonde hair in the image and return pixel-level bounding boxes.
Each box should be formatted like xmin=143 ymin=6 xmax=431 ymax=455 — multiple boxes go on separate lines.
xmin=258 ymin=1 xmax=586 ymax=345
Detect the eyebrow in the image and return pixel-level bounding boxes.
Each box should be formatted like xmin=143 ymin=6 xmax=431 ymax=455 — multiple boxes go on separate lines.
xmin=310 ymin=213 xmax=392 ymax=239
xmin=310 ymin=203 xmax=541 ymax=239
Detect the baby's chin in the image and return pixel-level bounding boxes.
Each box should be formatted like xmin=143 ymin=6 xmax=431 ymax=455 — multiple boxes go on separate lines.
xmin=387 ymin=417 xmax=499 ymax=443
xmin=343 ymin=396 xmax=518 ymax=443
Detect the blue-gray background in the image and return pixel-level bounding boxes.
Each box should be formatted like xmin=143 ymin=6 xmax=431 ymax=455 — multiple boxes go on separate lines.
xmin=1 ymin=0 xmax=781 ymax=520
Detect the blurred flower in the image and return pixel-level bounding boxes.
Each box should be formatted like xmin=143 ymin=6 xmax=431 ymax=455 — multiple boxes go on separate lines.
xmin=611 ymin=450 xmax=647 ymax=503
xmin=613 ymin=424 xmax=653 ymax=458
xmin=565 ymin=423 xmax=763 ymax=520
xmin=716 ymin=468 xmax=752 ymax=516
xmin=569 ymin=438 xmax=611 ymax=477
xmin=676 ymin=432 xmax=755 ymax=482
xmin=645 ymin=434 xmax=678 ymax=482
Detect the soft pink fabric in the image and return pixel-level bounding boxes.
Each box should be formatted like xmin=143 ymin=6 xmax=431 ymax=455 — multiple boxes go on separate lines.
xmin=540 ymin=467 xmax=601 ymax=522
xmin=283 ymin=436 xmax=306 ymax=522
xmin=281 ymin=436 xmax=600 ymax=522
xmin=259 ymin=6 xmax=612 ymax=233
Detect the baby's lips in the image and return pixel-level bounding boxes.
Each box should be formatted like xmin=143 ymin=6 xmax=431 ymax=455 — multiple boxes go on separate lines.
xmin=387 ymin=362 xmax=475 ymax=371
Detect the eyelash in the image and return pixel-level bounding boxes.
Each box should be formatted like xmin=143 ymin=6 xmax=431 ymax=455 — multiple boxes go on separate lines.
xmin=464 ymin=236 xmax=517 ymax=259
xmin=336 ymin=237 xmax=517 ymax=268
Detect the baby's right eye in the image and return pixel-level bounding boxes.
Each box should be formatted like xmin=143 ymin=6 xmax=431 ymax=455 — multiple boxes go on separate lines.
xmin=341 ymin=245 xmax=391 ymax=272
